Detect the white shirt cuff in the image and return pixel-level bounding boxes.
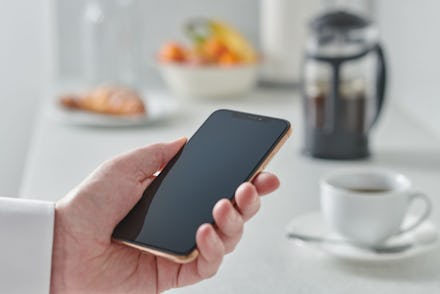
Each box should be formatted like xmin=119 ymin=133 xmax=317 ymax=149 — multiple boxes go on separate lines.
xmin=0 ymin=197 xmax=55 ymax=294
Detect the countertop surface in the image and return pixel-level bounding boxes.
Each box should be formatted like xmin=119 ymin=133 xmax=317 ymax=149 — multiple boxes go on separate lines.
xmin=20 ymin=88 xmax=440 ymax=293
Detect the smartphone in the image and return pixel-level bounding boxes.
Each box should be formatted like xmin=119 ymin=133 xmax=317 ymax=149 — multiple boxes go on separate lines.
xmin=112 ymin=109 xmax=291 ymax=263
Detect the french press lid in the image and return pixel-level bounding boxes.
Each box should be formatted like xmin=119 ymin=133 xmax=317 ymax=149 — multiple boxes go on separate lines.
xmin=311 ymin=10 xmax=369 ymax=32
xmin=308 ymin=10 xmax=378 ymax=59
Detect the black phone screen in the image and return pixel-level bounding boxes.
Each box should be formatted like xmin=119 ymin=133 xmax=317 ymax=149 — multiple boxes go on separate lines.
xmin=112 ymin=109 xmax=290 ymax=255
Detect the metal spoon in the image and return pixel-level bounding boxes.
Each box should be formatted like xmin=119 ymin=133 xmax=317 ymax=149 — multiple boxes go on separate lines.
xmin=286 ymin=232 xmax=415 ymax=254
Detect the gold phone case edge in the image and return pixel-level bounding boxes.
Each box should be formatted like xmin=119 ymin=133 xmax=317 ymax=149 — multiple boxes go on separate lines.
xmin=113 ymin=239 xmax=199 ymax=264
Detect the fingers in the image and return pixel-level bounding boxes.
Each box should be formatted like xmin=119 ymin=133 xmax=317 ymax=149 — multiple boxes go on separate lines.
xmin=195 ymin=224 xmax=224 ymax=279
xmin=213 ymin=199 xmax=244 ymax=253
xmin=234 ymin=182 xmax=261 ymax=221
xmin=251 ymin=172 xmax=280 ymax=196
xmin=175 ymin=224 xmax=225 ymax=287
xmin=177 ymin=173 xmax=280 ymax=286
xmin=211 ymin=173 xmax=279 ymax=253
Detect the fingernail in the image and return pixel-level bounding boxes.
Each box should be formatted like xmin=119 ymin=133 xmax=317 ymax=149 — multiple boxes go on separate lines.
xmin=228 ymin=206 xmax=240 ymax=225
xmin=247 ymin=190 xmax=257 ymax=205
xmin=208 ymin=226 xmax=218 ymax=247
xmin=174 ymin=137 xmax=187 ymax=144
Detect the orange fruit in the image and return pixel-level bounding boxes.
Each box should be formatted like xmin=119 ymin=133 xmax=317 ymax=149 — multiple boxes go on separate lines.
xmin=158 ymin=42 xmax=187 ymax=63
xmin=218 ymin=51 xmax=240 ymax=65
xmin=200 ymin=38 xmax=228 ymax=62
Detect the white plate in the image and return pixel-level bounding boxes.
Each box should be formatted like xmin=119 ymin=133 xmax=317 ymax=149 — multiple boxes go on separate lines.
xmin=286 ymin=211 xmax=439 ymax=263
xmin=46 ymin=90 xmax=179 ymax=127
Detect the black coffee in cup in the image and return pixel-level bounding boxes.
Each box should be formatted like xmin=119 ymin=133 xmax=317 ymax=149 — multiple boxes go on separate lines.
xmin=346 ymin=187 xmax=391 ymax=193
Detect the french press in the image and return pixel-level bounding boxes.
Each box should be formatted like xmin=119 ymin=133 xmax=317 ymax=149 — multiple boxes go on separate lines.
xmin=302 ymin=10 xmax=386 ymax=159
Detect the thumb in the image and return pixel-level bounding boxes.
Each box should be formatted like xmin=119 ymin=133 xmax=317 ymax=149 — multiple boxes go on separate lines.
xmin=102 ymin=137 xmax=187 ymax=223
xmin=114 ymin=137 xmax=187 ymax=183
xmin=57 ymin=138 xmax=187 ymax=239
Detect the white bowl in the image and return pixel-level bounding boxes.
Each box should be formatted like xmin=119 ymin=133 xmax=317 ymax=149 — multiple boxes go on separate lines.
xmin=158 ymin=63 xmax=258 ymax=98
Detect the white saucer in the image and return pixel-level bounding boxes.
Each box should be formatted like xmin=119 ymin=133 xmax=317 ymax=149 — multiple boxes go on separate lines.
xmin=286 ymin=211 xmax=439 ymax=262
xmin=47 ymin=90 xmax=179 ymax=127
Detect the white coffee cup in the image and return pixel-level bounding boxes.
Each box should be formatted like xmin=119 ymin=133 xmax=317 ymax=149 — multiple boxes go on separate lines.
xmin=320 ymin=168 xmax=432 ymax=246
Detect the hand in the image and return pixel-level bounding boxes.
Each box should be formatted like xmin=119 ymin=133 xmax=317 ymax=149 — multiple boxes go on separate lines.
xmin=51 ymin=138 xmax=280 ymax=293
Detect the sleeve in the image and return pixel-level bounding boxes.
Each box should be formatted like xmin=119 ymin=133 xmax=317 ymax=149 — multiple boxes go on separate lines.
xmin=0 ymin=197 xmax=55 ymax=294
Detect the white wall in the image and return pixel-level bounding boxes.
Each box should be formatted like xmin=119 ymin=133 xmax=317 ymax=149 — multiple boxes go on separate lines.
xmin=56 ymin=0 xmax=259 ymax=85
xmin=376 ymin=1 xmax=440 ymax=138
xmin=2 ymin=0 xmax=438 ymax=196
xmin=0 ymin=1 xmax=53 ymax=196
xmin=0 ymin=0 xmax=257 ymax=196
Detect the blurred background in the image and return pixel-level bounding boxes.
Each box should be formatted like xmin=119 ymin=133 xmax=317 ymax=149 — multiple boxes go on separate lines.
xmin=1 ymin=0 xmax=439 ymax=196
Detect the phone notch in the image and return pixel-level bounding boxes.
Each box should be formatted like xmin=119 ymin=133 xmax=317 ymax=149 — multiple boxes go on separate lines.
xmin=231 ymin=111 xmax=269 ymax=123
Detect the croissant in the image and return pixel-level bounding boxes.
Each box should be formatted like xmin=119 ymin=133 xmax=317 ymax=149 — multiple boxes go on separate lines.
xmin=60 ymin=86 xmax=146 ymax=116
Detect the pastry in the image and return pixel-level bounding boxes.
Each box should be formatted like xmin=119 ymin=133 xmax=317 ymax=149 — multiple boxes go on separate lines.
xmin=60 ymin=86 xmax=146 ymax=116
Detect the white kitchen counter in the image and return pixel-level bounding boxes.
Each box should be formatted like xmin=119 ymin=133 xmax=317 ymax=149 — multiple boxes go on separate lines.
xmin=20 ymin=88 xmax=440 ymax=293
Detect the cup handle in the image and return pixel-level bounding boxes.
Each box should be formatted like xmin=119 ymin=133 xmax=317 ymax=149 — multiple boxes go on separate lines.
xmin=397 ymin=192 xmax=432 ymax=235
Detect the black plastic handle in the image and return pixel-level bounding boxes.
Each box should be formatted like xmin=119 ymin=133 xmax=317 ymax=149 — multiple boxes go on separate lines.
xmin=372 ymin=44 xmax=387 ymax=126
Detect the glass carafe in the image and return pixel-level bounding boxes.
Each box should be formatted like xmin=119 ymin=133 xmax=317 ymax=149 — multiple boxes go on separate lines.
xmin=302 ymin=10 xmax=386 ymax=159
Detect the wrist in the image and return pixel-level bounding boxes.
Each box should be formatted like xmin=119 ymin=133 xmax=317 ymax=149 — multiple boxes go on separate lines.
xmin=50 ymin=203 xmax=68 ymax=293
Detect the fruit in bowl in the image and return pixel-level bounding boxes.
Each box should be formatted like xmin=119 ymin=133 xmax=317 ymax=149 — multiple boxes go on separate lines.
xmin=157 ymin=18 xmax=259 ymax=98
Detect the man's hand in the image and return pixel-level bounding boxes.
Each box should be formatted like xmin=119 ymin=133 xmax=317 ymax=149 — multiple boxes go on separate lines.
xmin=50 ymin=138 xmax=280 ymax=293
